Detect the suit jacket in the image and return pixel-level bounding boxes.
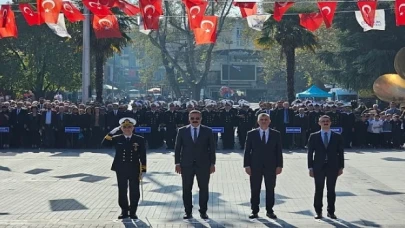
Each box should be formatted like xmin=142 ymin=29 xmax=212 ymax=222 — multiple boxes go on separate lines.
xmin=243 ymin=128 xmax=283 ymax=170
xmin=307 ymin=131 xmax=344 ymax=172
xmin=174 ymin=125 xmax=216 ymax=167
xmin=102 ymin=134 xmax=147 ymax=172
xmin=10 ymin=108 xmax=28 ymax=127
xmin=40 ymin=110 xmax=57 ymax=127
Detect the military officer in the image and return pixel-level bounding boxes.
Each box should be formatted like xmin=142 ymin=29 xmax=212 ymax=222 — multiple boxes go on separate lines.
xmin=163 ymin=103 xmax=179 ymax=149
xmin=102 ymin=118 xmax=147 ymax=220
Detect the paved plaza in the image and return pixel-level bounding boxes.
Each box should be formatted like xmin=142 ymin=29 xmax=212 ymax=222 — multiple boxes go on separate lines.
xmin=1 ymin=147 xmax=405 ymax=228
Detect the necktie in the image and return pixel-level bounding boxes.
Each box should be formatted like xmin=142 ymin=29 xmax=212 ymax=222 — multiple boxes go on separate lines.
xmin=127 ymin=137 xmax=130 ymax=142
xmin=284 ymin=109 xmax=289 ymax=123
xmin=193 ymin=128 xmax=197 ymax=142
xmin=262 ymin=131 xmax=266 ymax=143
xmin=323 ymin=132 xmax=329 ymax=148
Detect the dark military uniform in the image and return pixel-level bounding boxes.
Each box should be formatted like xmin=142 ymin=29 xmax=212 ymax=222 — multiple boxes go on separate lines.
xmin=327 ymin=111 xmax=343 ymax=128
xmin=163 ymin=110 xmax=179 ymax=149
xmin=237 ymin=108 xmax=255 ymax=149
xmin=308 ymin=110 xmax=324 ymax=134
xmin=342 ymin=112 xmax=355 ymax=148
xmin=144 ymin=111 xmax=162 ymax=149
xmin=102 ymin=133 xmax=147 ymax=217
xmin=202 ymin=109 xmax=219 ymax=146
xmin=220 ymin=109 xmax=236 ymax=149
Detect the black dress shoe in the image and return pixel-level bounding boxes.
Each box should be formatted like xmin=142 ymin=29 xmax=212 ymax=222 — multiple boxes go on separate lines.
xmin=200 ymin=212 xmax=209 ymax=220
xmin=130 ymin=214 xmax=138 ymax=220
xmin=118 ymin=212 xmax=129 ymax=219
xmin=327 ymin=213 xmax=337 ymax=219
xmin=266 ymin=212 xmax=277 ymax=219
xmin=248 ymin=213 xmax=258 ymax=219
xmin=183 ymin=213 xmax=192 ymax=219
xmin=314 ymin=213 xmax=323 ymax=219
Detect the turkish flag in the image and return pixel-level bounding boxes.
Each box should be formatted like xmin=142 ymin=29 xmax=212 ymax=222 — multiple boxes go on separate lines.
xmin=83 ymin=0 xmax=112 ymax=16
xmin=61 ymin=2 xmax=84 ymax=22
xmin=317 ymin=1 xmax=337 ymax=28
xmin=115 ymin=0 xmax=140 ymax=16
xmin=93 ymin=14 xmax=122 ymax=39
xmin=273 ymin=1 xmax=294 ymax=21
xmin=357 ymin=0 xmax=377 ymax=27
xmin=0 ymin=6 xmax=17 ymax=38
xmin=193 ymin=15 xmax=217 ymax=45
xmin=395 ymin=0 xmax=405 ymax=26
xmin=37 ymin=0 xmax=63 ymax=24
xmin=139 ymin=0 xmax=162 ymax=30
xmin=234 ymin=2 xmax=257 ymax=18
xmin=183 ymin=0 xmax=208 ymax=29
xmin=299 ymin=13 xmax=323 ymax=32
xmin=99 ymin=0 xmax=117 ymax=8
xmin=19 ymin=3 xmax=40 ymax=26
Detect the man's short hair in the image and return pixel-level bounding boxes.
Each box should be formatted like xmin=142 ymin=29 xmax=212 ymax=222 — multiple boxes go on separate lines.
xmin=257 ymin=113 xmax=270 ymax=120
xmin=318 ymin=115 xmax=331 ymax=121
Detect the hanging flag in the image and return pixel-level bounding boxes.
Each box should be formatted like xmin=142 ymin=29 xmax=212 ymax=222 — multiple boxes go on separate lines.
xmin=246 ymin=14 xmax=271 ymax=31
xmin=83 ymin=0 xmax=112 ymax=16
xmin=115 ymin=0 xmax=140 ymax=16
xmin=61 ymin=1 xmax=84 ymax=22
xmin=299 ymin=13 xmax=324 ymax=32
xmin=0 ymin=6 xmax=17 ymax=38
xmin=183 ymin=0 xmax=208 ymax=29
xmin=357 ymin=0 xmax=377 ymax=27
xmin=273 ymin=1 xmax=294 ymax=22
xmin=139 ymin=0 xmax=162 ymax=30
xmin=37 ymin=0 xmax=63 ymax=24
xmin=234 ymin=2 xmax=257 ymax=18
xmin=46 ymin=13 xmax=71 ymax=38
xmin=355 ymin=9 xmax=385 ymax=31
xmin=19 ymin=3 xmax=40 ymax=26
xmin=395 ymin=0 xmax=405 ymax=26
xmin=93 ymin=14 xmax=122 ymax=38
xmin=317 ymin=1 xmax=337 ymax=28
xmin=193 ymin=15 xmax=217 ymax=45
xmin=138 ymin=15 xmax=151 ymax=35
xmin=99 ymin=0 xmax=116 ymax=8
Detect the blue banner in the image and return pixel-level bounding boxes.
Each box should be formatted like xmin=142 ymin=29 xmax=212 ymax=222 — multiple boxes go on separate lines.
xmin=0 ymin=127 xmax=10 ymax=133
xmin=65 ymin=127 xmax=80 ymax=133
xmin=211 ymin=127 xmax=224 ymax=133
xmin=135 ymin=127 xmax=151 ymax=133
xmin=331 ymin=127 xmax=342 ymax=134
xmin=286 ymin=127 xmax=301 ymax=134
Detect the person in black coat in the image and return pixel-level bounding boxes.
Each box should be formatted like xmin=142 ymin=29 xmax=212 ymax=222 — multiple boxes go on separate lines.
xmin=10 ymin=102 xmax=28 ymax=148
xmin=307 ymin=115 xmax=344 ymax=220
xmin=102 ymin=117 xmax=146 ymax=220
xmin=293 ymin=108 xmax=309 ymax=149
xmin=243 ymin=113 xmax=283 ymax=220
xmin=26 ymin=106 xmax=41 ymax=148
xmin=0 ymin=105 xmax=11 ymax=148
xmin=174 ymin=110 xmax=216 ymax=220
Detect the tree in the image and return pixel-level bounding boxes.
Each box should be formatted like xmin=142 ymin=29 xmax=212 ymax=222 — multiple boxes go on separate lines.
xmin=256 ymin=10 xmax=318 ymax=103
xmin=145 ymin=1 xmax=233 ymax=100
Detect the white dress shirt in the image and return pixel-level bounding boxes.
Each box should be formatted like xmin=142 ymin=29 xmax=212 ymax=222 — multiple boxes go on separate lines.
xmin=190 ymin=125 xmax=200 ymax=141
xmin=259 ymin=128 xmax=269 ymax=144
xmin=45 ymin=110 xmax=52 ymax=125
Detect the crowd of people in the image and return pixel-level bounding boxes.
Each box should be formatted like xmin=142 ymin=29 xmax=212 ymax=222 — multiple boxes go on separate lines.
xmin=0 ymin=96 xmax=404 ymax=150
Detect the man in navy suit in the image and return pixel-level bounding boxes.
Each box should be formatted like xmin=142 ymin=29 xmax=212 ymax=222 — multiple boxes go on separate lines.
xmin=243 ymin=113 xmax=283 ymax=219
xmin=307 ymin=115 xmax=344 ymax=220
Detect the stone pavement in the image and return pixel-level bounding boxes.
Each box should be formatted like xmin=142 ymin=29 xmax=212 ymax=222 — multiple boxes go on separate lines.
xmin=1 ymin=147 xmax=405 ymax=228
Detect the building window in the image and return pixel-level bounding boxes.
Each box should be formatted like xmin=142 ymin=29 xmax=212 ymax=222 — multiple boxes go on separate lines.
xmin=236 ymin=28 xmax=242 ymax=38
xmin=236 ymin=39 xmax=242 ymax=46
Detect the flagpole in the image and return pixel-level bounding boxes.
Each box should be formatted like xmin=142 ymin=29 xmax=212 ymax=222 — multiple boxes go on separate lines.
xmin=82 ymin=8 xmax=90 ymax=104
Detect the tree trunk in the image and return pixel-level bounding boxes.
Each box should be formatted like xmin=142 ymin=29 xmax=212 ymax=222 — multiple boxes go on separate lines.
xmin=95 ymin=54 xmax=105 ymax=103
xmin=285 ymin=47 xmax=296 ymax=103
xmin=165 ymin=67 xmax=182 ymax=98
xmin=191 ymin=83 xmax=202 ymax=100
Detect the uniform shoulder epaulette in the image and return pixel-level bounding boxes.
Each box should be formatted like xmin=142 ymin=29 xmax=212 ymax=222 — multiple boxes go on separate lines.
xmin=112 ymin=134 xmax=123 ymax=138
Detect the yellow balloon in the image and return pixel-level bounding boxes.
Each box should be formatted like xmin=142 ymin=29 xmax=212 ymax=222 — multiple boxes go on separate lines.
xmin=394 ymin=47 xmax=405 ymax=79
xmin=373 ymin=74 xmax=405 ymax=102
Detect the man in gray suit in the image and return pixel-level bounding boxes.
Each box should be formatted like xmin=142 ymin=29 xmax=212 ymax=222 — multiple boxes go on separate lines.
xmin=175 ymin=110 xmax=216 ymax=220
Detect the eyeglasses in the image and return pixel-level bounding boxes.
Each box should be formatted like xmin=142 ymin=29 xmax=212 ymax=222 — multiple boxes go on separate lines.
xmin=190 ymin=117 xmax=200 ymax=120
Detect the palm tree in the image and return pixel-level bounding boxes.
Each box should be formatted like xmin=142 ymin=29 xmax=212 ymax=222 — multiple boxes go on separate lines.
xmin=256 ymin=12 xmax=318 ymax=103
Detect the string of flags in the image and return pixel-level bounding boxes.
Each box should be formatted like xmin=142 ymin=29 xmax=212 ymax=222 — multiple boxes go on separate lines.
xmin=0 ymin=0 xmax=404 ymax=44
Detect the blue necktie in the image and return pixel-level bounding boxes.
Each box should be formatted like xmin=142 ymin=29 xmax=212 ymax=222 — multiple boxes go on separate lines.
xmin=193 ymin=128 xmax=197 ymax=143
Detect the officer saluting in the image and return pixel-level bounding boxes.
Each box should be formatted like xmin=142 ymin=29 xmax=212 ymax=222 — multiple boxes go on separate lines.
xmin=102 ymin=118 xmax=146 ymax=220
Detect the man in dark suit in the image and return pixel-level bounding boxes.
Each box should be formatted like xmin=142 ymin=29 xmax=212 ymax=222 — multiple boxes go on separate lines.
xmin=102 ymin=117 xmax=147 ymax=220
xmin=243 ymin=113 xmax=283 ymax=219
xmin=307 ymin=115 xmax=344 ymax=220
xmin=174 ymin=110 xmax=216 ymax=220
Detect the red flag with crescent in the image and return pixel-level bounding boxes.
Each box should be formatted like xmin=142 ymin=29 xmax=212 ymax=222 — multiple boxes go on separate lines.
xmin=0 ymin=5 xmax=17 ymax=38
xmin=234 ymin=2 xmax=257 ymax=18
xmin=61 ymin=2 xmax=84 ymax=22
xmin=93 ymin=14 xmax=122 ymax=38
xmin=37 ymin=0 xmax=63 ymax=24
xmin=357 ymin=0 xmax=377 ymax=27
xmin=273 ymin=1 xmax=294 ymax=21
xmin=183 ymin=0 xmax=208 ymax=29
xmin=299 ymin=12 xmax=323 ymax=32
xmin=395 ymin=0 xmax=405 ymax=26
xmin=317 ymin=1 xmax=337 ymax=28
xmin=193 ymin=15 xmax=217 ymax=45
xmin=139 ymin=0 xmax=162 ymax=30
xmin=115 ymin=0 xmax=140 ymax=16
xmin=19 ymin=3 xmax=40 ymax=26
xmin=83 ymin=0 xmax=112 ymax=16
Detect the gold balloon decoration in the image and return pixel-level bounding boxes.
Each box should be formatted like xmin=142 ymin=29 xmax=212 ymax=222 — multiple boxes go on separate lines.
xmin=373 ymin=74 xmax=405 ymax=102
xmin=394 ymin=47 xmax=405 ymax=79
